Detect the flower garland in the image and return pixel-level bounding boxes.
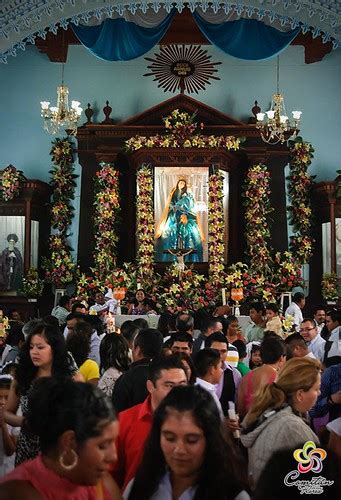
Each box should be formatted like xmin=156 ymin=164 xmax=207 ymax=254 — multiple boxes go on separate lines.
xmin=243 ymin=164 xmax=273 ymax=274
xmin=287 ymin=138 xmax=315 ymax=264
xmin=0 ymin=165 xmax=25 ymax=202
xmin=43 ymin=235 xmax=77 ymax=287
xmin=93 ymin=162 xmax=120 ymax=280
xmin=271 ymin=251 xmax=305 ymax=292
xmin=136 ymin=165 xmax=154 ymax=280
xmin=125 ymin=109 xmax=240 ymax=152
xmin=44 ymin=138 xmax=77 ymax=287
xmin=321 ymin=272 xmax=340 ymax=301
xmin=208 ymin=170 xmax=225 ymax=285
xmin=49 ymin=138 xmax=77 ymax=233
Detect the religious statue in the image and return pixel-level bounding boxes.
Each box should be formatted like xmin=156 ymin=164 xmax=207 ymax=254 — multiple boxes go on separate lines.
xmin=0 ymin=234 xmax=24 ymax=291
xmin=155 ymin=178 xmax=204 ymax=262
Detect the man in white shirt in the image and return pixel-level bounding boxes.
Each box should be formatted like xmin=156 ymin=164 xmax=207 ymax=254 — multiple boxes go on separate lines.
xmin=299 ymin=318 xmax=325 ymax=362
xmin=313 ymin=306 xmax=326 ymax=335
xmin=285 ymin=332 xmax=317 ymax=359
xmin=194 ymin=348 xmax=224 ymax=419
xmin=285 ymin=292 xmax=305 ymax=332
xmin=89 ymin=290 xmax=117 ymax=315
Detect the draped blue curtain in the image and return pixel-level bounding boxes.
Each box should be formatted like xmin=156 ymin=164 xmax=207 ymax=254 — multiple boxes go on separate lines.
xmin=72 ymin=11 xmax=175 ymax=61
xmin=193 ymin=13 xmax=301 ymax=60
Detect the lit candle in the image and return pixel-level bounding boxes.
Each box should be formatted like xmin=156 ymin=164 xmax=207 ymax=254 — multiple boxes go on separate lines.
xmin=221 ymin=288 xmax=226 ymax=306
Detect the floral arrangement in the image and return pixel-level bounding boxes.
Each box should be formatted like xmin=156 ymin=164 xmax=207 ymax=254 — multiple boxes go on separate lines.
xmin=0 ymin=310 xmax=10 ymax=338
xmin=271 ymin=251 xmax=305 ymax=292
xmin=282 ymin=314 xmax=295 ymax=335
xmin=44 ymin=138 xmax=77 ymax=287
xmin=49 ymin=138 xmax=77 ymax=233
xmin=287 ymin=138 xmax=315 ymax=264
xmin=93 ymin=162 xmax=120 ymax=280
xmin=21 ymin=268 xmax=45 ymax=297
xmin=0 ymin=164 xmax=25 ymax=202
xmin=105 ymin=263 xmax=138 ymax=292
xmin=136 ymin=165 xmax=155 ymax=280
xmin=43 ymin=235 xmax=77 ymax=287
xmin=321 ymin=272 xmax=340 ymax=301
xmin=155 ymin=265 xmax=216 ymax=313
xmin=125 ymin=109 xmax=240 ymax=152
xmin=76 ymin=273 xmax=105 ymax=299
xmin=208 ymin=170 xmax=225 ymax=285
xmin=225 ymin=262 xmax=276 ymax=302
xmin=243 ymin=164 xmax=273 ymax=274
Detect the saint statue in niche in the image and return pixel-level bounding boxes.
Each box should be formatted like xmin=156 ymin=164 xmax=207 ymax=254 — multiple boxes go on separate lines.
xmin=0 ymin=234 xmax=24 ymax=291
xmin=155 ymin=178 xmax=205 ymax=262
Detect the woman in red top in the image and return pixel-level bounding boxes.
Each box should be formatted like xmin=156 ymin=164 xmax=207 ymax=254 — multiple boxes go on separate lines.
xmin=0 ymin=378 xmax=121 ymax=500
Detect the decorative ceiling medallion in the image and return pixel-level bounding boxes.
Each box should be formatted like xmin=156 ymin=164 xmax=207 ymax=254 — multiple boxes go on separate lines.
xmin=144 ymin=45 xmax=221 ymax=94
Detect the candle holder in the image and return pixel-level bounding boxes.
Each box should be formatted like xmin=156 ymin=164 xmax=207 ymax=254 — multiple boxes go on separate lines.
xmin=113 ymin=287 xmax=126 ymax=315
xmin=231 ymin=288 xmax=244 ymax=317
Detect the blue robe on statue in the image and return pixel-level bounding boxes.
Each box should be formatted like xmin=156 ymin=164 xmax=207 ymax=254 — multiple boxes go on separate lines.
xmin=155 ymin=190 xmax=203 ymax=262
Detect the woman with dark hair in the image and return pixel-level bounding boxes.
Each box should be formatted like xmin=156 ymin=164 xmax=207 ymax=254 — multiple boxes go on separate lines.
xmin=172 ymin=352 xmax=196 ymax=385
xmin=224 ymin=315 xmax=246 ymax=344
xmin=98 ymin=334 xmax=130 ymax=397
xmin=5 ymin=323 xmax=82 ymax=465
xmin=0 ymin=378 xmax=121 ymax=499
xmin=155 ymin=178 xmax=204 ymax=262
xmin=66 ymin=322 xmax=100 ymax=385
xmin=126 ymin=385 xmax=249 ymax=500
xmin=127 ymin=289 xmax=146 ymax=315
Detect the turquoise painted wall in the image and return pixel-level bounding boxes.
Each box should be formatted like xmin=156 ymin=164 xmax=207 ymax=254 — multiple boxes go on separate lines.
xmin=1 ymin=43 xmax=340 ymax=254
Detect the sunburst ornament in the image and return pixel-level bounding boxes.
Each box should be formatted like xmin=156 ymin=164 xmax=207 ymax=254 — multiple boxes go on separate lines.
xmin=144 ymin=45 xmax=221 ymax=94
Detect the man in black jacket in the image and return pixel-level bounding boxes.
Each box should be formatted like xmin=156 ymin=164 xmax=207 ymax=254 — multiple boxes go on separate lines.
xmin=112 ymin=328 xmax=163 ymax=413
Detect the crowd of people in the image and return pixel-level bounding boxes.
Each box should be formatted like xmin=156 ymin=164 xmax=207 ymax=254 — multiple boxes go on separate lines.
xmin=0 ymin=292 xmax=339 ymax=499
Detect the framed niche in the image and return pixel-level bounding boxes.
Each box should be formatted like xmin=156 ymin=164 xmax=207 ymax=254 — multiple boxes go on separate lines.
xmin=0 ymin=180 xmax=51 ymax=296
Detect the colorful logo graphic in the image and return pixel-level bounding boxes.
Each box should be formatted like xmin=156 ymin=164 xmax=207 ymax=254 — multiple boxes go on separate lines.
xmin=293 ymin=441 xmax=327 ymax=474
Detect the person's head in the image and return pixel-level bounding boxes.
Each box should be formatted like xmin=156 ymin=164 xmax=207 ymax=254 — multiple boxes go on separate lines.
xmin=205 ymin=332 xmax=228 ymax=363
xmin=7 ymin=233 xmax=18 ymax=250
xmin=293 ymin=292 xmax=305 ymax=309
xmin=59 ymin=295 xmax=71 ymax=311
xmin=260 ymin=336 xmax=286 ymax=368
xmin=66 ymin=322 xmax=92 ymax=368
xmin=0 ymin=376 xmax=12 ymax=407
xmin=16 ymin=323 xmax=70 ymax=394
xmin=176 ymin=178 xmax=187 ymax=194
xmin=8 ymin=309 xmax=21 ymax=322
xmin=285 ymin=333 xmax=309 ymax=359
xmin=147 ymin=355 xmax=187 ymax=410
xmin=42 ymin=315 xmax=60 ymax=329
xmin=94 ymin=291 xmax=105 ymax=305
xmin=100 ymin=333 xmax=130 ymax=373
xmin=132 ymin=328 xmax=163 ymax=362
xmin=71 ymin=302 xmax=88 ymax=315
xmin=299 ymin=318 xmax=318 ymax=342
xmin=325 ymin=309 xmax=340 ymax=332
xmin=233 ymin=339 xmax=247 ymax=361
xmin=157 ymin=312 xmax=176 ymax=337
xmin=169 ymin=332 xmax=193 ymax=355
xmin=27 ymin=378 xmax=118 ymax=485
xmin=225 ymin=315 xmax=239 ymax=337
xmin=202 ymin=316 xmax=222 ymax=337
xmin=312 ymin=306 xmax=326 ymax=326
xmin=84 ymin=314 xmax=104 ymax=337
xmin=249 ymin=302 xmax=265 ymax=325
xmin=265 ymin=303 xmax=279 ymax=321
xmin=172 ymin=352 xmax=196 ymax=385
xmin=142 ymin=298 xmax=157 ymax=313
xmin=249 ymin=343 xmax=262 ymax=369
xmin=245 ymin=358 xmax=321 ymax=426
xmin=66 ymin=313 xmax=87 ymax=337
xmin=130 ymin=385 xmax=244 ymax=500
xmin=5 ymin=322 xmax=25 ymax=348
xmin=194 ymin=348 xmax=223 ymax=385
xmin=175 ymin=313 xmax=194 ymax=335
xmin=135 ymin=289 xmax=146 ymax=304
xmin=120 ymin=321 xmax=139 ymax=349
xmin=132 ymin=318 xmax=149 ymax=330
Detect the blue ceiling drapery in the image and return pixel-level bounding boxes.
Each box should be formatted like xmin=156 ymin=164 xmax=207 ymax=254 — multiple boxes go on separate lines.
xmin=72 ymin=11 xmax=175 ymax=61
xmin=192 ymin=13 xmax=301 ymax=61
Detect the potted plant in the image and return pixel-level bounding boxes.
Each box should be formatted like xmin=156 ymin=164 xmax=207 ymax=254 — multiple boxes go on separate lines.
xmin=321 ymin=272 xmax=340 ymax=304
xmin=21 ymin=268 xmax=44 ymax=301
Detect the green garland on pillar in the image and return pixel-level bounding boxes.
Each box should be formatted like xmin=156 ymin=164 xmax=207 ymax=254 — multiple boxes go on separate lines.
xmin=287 ymin=138 xmax=315 ymax=264
xmin=243 ymin=163 xmax=274 ymax=274
xmin=93 ymin=162 xmax=120 ymax=280
xmin=136 ymin=164 xmax=154 ymax=281
xmin=208 ymin=170 xmax=225 ymax=285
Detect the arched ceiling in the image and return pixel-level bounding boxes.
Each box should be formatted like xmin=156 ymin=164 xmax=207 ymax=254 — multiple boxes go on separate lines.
xmin=1 ymin=1 xmax=340 ymax=63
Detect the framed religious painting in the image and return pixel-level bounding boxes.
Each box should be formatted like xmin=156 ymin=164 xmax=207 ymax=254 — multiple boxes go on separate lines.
xmin=154 ymin=166 xmax=209 ymax=263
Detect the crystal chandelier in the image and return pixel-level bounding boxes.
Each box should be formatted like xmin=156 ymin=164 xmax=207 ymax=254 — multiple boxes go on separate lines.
xmin=40 ymin=64 xmax=82 ymax=136
xmin=256 ymin=57 xmax=302 ymax=145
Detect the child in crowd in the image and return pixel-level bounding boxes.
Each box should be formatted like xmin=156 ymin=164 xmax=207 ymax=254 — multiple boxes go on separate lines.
xmin=249 ymin=344 xmax=262 ymax=370
xmin=0 ymin=376 xmax=16 ymax=477
xmin=265 ymin=303 xmax=284 ymax=338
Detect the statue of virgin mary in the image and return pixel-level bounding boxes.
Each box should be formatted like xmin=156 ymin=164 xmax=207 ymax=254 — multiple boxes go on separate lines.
xmin=155 ymin=178 xmax=204 ymax=262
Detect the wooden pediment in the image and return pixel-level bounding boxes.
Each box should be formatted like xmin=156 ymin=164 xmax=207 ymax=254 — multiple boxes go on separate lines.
xmin=120 ymin=93 xmax=245 ymax=127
